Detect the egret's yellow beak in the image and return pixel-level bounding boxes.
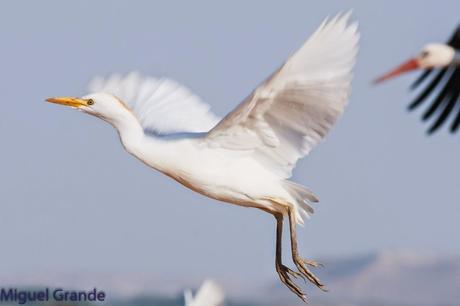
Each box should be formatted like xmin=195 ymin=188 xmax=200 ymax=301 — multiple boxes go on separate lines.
xmin=46 ymin=97 xmax=89 ymax=108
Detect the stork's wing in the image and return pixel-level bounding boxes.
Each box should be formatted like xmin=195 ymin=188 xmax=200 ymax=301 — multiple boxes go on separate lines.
xmin=88 ymin=73 xmax=220 ymax=135
xmin=410 ymin=24 xmax=460 ymax=134
xmin=205 ymin=13 xmax=359 ymax=178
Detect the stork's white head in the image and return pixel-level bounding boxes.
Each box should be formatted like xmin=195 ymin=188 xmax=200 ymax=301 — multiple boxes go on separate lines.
xmin=374 ymin=43 xmax=455 ymax=83
xmin=416 ymin=43 xmax=455 ymax=68
xmin=46 ymin=93 xmax=134 ymax=126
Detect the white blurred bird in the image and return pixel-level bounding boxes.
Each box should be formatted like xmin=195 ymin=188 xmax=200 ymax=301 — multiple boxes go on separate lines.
xmin=184 ymin=280 xmax=225 ymax=306
xmin=46 ymin=12 xmax=358 ymax=302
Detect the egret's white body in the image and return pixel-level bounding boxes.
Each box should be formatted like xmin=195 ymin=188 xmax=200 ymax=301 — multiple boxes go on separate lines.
xmin=93 ymin=94 xmax=292 ymax=214
xmin=47 ymin=13 xmax=359 ymax=302
xmin=118 ymin=122 xmax=296 ymax=215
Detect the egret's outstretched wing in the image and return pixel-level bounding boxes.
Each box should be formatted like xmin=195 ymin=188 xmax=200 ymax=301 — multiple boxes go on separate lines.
xmin=205 ymin=13 xmax=359 ymax=178
xmin=184 ymin=280 xmax=225 ymax=306
xmin=88 ymin=73 xmax=220 ymax=135
xmin=409 ymin=25 xmax=460 ymax=134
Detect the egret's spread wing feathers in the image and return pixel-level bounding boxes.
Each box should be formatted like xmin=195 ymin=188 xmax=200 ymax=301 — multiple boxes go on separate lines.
xmin=88 ymin=73 xmax=220 ymax=135
xmin=206 ymin=13 xmax=359 ymax=178
xmin=410 ymin=25 xmax=460 ymax=134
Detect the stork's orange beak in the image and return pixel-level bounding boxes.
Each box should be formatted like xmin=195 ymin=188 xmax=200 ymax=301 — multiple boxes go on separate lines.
xmin=374 ymin=58 xmax=420 ymax=84
xmin=45 ymin=97 xmax=89 ymax=108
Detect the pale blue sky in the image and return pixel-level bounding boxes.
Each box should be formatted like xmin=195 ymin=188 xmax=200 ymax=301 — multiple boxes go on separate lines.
xmin=0 ymin=0 xmax=459 ymax=283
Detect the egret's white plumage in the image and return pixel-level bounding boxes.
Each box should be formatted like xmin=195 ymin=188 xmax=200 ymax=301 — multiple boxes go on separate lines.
xmin=47 ymin=12 xmax=359 ymax=302
xmin=88 ymin=75 xmax=220 ymax=134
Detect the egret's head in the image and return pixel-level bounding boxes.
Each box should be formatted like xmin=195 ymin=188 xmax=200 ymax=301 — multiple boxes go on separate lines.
xmin=374 ymin=43 xmax=455 ymax=84
xmin=46 ymin=93 xmax=132 ymax=124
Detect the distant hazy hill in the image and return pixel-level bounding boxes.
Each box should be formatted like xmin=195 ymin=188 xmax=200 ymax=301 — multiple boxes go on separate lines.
xmin=266 ymin=250 xmax=460 ymax=306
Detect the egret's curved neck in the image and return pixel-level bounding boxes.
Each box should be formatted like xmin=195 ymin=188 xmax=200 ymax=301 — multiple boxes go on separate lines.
xmin=107 ymin=108 xmax=170 ymax=172
xmin=107 ymin=109 xmax=144 ymax=149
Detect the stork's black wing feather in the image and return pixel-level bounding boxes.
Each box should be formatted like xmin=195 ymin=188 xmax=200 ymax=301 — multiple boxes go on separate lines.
xmin=447 ymin=24 xmax=460 ymax=49
xmin=410 ymin=69 xmax=433 ymax=90
xmin=410 ymin=25 xmax=460 ymax=134
xmin=425 ymin=69 xmax=460 ymax=133
xmin=409 ymin=68 xmax=448 ymax=110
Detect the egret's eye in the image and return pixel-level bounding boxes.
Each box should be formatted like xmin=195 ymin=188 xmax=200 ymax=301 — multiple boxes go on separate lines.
xmin=87 ymin=99 xmax=95 ymax=106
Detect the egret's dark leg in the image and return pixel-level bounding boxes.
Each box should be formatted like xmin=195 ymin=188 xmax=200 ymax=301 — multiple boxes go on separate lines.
xmin=288 ymin=208 xmax=327 ymax=291
xmin=274 ymin=212 xmax=307 ymax=302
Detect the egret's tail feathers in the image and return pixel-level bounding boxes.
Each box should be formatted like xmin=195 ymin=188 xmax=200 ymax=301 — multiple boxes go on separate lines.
xmin=283 ymin=181 xmax=319 ymax=224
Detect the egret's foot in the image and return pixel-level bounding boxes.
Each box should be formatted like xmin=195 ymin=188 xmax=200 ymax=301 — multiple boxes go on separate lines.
xmin=293 ymin=256 xmax=327 ymax=292
xmin=276 ymin=264 xmax=308 ymax=303
xmin=302 ymin=258 xmax=324 ymax=268
xmin=280 ymin=264 xmax=304 ymax=280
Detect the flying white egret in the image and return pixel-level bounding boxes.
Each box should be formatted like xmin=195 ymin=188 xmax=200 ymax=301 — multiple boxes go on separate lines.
xmin=46 ymin=13 xmax=359 ymax=302
xmin=184 ymin=280 xmax=224 ymax=306
xmin=375 ymin=25 xmax=460 ymax=134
